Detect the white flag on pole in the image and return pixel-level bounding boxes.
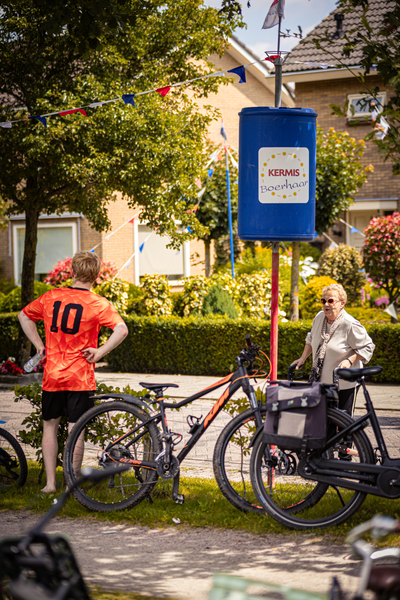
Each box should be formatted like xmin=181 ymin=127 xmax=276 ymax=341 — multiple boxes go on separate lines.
xmin=262 ymin=0 xmax=285 ymax=29
xmin=384 ymin=303 xmax=398 ymax=321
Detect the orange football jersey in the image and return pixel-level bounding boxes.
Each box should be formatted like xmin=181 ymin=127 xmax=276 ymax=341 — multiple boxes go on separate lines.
xmin=23 ymin=287 xmax=125 ymax=391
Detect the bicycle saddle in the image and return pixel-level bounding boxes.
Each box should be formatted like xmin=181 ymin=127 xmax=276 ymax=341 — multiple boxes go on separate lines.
xmin=336 ymin=366 xmax=383 ymax=382
xmin=368 ymin=565 xmax=400 ymax=595
xmin=139 ymin=382 xmax=179 ymax=391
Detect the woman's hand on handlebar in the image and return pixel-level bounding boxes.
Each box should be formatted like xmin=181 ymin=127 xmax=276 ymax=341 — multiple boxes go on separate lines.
xmin=291 ymin=359 xmax=304 ymax=370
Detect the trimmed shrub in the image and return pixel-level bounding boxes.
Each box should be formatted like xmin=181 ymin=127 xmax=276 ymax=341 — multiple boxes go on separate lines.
xmin=301 ymin=276 xmax=338 ymax=319
xmin=202 ymin=284 xmax=239 ymax=318
xmin=181 ymin=275 xmax=212 ymax=317
xmin=318 ymin=244 xmax=365 ymax=305
xmin=139 ymin=274 xmax=173 ymax=316
xmin=0 ymin=282 xmax=54 ymax=312
xmin=95 ymin=278 xmax=129 ymax=315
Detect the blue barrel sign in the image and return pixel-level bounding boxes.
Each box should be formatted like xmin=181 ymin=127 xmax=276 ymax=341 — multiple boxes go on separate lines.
xmin=238 ymin=106 xmax=317 ymax=241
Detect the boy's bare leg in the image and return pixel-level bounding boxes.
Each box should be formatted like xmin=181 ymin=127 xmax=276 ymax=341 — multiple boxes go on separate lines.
xmin=68 ymin=422 xmax=85 ymax=478
xmin=41 ymin=417 xmax=61 ymax=493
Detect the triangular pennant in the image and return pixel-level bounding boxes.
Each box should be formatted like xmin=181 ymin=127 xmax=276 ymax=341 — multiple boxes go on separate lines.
xmin=156 ymin=86 xmax=171 ymax=98
xmin=29 ymin=116 xmax=47 ymax=127
xmin=90 ymin=248 xmax=95 ymax=253
xmin=122 ymin=94 xmax=135 ymax=106
xmin=350 ymin=227 xmax=362 ymax=234
xmin=187 ymin=226 xmax=193 ymax=233
xmin=206 ymin=71 xmax=225 ymax=78
xmin=0 ymin=122 xmax=12 ymax=128
xmin=89 ymin=102 xmax=103 ymax=108
xmin=227 ymin=66 xmax=246 ymax=84
xmin=139 ymin=242 xmax=145 ymax=252
xmin=384 ymin=303 xmax=398 ymax=321
xmin=208 ymin=168 xmax=214 ymax=178
xmin=129 ymin=217 xmax=135 ymax=223
xmin=329 ymin=241 xmax=338 ymax=249
xmin=220 ymin=121 xmax=227 ymax=141
xmin=125 ymin=258 xmax=131 ymax=269
xmin=195 ymin=178 xmax=202 ymax=189
xmin=59 ymin=108 xmax=87 ymax=117
xmin=265 ymin=55 xmax=280 ymax=62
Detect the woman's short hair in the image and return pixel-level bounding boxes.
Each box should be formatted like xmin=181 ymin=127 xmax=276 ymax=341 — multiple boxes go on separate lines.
xmin=322 ymin=284 xmax=347 ymax=303
xmin=71 ymin=251 xmax=101 ymax=284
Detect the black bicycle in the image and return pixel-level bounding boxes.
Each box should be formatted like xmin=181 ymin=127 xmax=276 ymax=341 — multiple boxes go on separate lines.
xmin=0 ymin=465 xmax=128 ymax=600
xmin=63 ymin=335 xmax=270 ymax=513
xmin=249 ymin=365 xmax=400 ymax=530
xmin=0 ymin=421 xmax=28 ymax=488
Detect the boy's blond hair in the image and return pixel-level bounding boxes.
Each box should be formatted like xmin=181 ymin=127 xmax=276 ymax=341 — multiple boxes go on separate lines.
xmin=71 ymin=252 xmax=101 ymax=284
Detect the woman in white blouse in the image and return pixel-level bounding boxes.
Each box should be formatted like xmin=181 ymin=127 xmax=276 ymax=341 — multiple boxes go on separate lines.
xmin=292 ymin=283 xmax=375 ymax=414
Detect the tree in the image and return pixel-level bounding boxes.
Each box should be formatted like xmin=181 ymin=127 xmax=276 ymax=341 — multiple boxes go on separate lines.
xmin=290 ymin=126 xmax=372 ymax=320
xmin=195 ymin=141 xmax=238 ymax=276
xmin=363 ymin=213 xmax=400 ymax=308
xmin=0 ymin=0 xmax=242 ymax=362
xmin=315 ymin=0 xmax=400 ymax=175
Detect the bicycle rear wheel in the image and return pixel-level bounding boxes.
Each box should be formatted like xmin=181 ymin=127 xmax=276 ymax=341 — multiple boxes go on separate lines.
xmin=250 ymin=408 xmax=374 ymax=530
xmin=63 ymin=401 xmax=161 ymax=511
xmin=213 ymin=407 xmax=266 ymax=513
xmin=0 ymin=428 xmax=28 ymax=487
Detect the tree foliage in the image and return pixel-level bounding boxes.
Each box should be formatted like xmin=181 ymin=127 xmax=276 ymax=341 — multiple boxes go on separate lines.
xmin=195 ymin=141 xmax=238 ymax=274
xmin=0 ymin=0 xmax=242 ymax=361
xmin=363 ymin=213 xmax=400 ymax=304
xmin=315 ymin=0 xmax=400 ymax=176
xmin=315 ymin=126 xmax=373 ymax=234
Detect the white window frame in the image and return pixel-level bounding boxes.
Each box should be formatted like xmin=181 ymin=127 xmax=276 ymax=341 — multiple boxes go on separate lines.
xmin=13 ymin=221 xmax=78 ymax=285
xmin=133 ymin=220 xmax=190 ymax=286
xmin=347 ymin=92 xmax=386 ymax=120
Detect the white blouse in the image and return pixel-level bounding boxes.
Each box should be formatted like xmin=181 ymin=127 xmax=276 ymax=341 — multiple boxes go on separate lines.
xmin=305 ymin=310 xmax=375 ymax=389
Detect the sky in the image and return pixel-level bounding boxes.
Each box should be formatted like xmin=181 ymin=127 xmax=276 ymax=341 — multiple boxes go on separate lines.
xmin=206 ymin=0 xmax=339 ymax=59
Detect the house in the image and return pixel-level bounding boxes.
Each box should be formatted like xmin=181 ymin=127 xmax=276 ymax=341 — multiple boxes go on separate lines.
xmin=264 ymin=0 xmax=398 ymax=251
xmin=0 ymin=37 xmax=294 ymax=288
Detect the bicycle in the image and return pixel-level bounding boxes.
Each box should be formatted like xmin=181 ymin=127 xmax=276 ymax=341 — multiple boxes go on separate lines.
xmin=63 ymin=335 xmax=270 ymax=513
xmin=249 ymin=364 xmax=400 ymax=530
xmin=0 ymin=465 xmax=128 ymax=600
xmin=0 ymin=421 xmax=28 ymax=488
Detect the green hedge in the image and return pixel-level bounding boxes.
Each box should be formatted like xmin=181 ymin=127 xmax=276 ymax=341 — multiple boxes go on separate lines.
xmin=2 ymin=313 xmax=399 ymax=382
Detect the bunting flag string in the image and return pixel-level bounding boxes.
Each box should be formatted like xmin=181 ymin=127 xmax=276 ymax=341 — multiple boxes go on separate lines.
xmin=89 ymin=213 xmax=138 ymax=252
xmin=114 ymin=251 xmax=137 ymax=278
xmin=322 ymin=232 xmax=338 ymax=249
xmin=339 ymin=218 xmax=365 ymax=237
xmin=0 ymin=58 xmax=274 ymax=129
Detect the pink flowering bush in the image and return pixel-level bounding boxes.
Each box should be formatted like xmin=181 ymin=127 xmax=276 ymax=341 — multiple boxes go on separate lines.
xmin=44 ymin=257 xmax=117 ymax=287
xmin=363 ymin=213 xmax=400 ymax=305
xmin=0 ymin=360 xmax=24 ymax=375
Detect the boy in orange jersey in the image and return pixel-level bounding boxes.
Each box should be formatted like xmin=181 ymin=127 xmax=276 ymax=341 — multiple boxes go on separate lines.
xmin=18 ymin=251 xmax=128 ymax=493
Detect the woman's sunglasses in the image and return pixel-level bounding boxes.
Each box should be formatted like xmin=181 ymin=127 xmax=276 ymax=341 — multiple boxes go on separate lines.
xmin=320 ymin=298 xmax=340 ymax=305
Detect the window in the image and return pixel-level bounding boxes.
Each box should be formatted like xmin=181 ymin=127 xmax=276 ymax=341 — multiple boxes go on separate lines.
xmin=347 ymin=92 xmax=386 ymax=121
xmin=13 ymin=222 xmax=77 ymax=284
xmin=134 ymin=223 xmax=189 ymax=285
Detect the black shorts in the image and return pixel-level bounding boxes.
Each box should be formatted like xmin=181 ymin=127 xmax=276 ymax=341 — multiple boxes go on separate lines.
xmin=42 ymin=390 xmax=95 ymax=423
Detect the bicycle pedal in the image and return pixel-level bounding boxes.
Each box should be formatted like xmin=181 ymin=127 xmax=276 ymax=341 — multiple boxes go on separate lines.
xmin=175 ymin=494 xmax=185 ymax=505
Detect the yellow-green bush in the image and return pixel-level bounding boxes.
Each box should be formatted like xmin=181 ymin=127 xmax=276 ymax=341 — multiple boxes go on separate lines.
xmin=301 ymin=275 xmax=338 ymax=318
xmin=318 ymin=244 xmax=365 ymax=305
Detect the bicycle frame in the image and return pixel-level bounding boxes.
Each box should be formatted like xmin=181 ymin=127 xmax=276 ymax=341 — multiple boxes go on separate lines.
xmin=297 ymin=377 xmax=400 ymax=499
xmin=100 ymin=360 xmax=263 ymax=499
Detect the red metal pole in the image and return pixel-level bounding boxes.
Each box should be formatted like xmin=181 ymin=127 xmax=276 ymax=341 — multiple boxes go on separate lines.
xmin=270 ymin=242 xmax=279 ymax=380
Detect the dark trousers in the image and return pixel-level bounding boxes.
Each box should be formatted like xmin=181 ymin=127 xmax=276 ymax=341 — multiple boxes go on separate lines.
xmin=338 ymin=388 xmax=355 ymax=416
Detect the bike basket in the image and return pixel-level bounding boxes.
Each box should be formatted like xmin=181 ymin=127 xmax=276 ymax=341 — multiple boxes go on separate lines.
xmin=263 ymin=382 xmax=327 ymax=453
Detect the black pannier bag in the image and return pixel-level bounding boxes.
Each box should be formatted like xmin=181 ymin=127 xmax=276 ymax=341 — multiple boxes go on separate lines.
xmin=263 ymin=382 xmax=332 ymax=453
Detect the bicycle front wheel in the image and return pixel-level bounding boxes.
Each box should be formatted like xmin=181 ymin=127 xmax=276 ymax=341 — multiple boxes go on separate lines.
xmin=250 ymin=407 xmax=374 ymax=530
xmin=0 ymin=428 xmax=28 ymax=487
xmin=63 ymin=401 xmax=161 ymax=511
xmin=213 ymin=407 xmax=266 ymax=513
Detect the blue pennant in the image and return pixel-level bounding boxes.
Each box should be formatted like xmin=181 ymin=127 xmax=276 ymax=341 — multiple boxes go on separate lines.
xmin=139 ymin=242 xmax=145 ymax=252
xmin=313 ymin=231 xmax=318 ymax=239
xmin=122 ymin=94 xmax=135 ymax=106
xmin=227 ymin=66 xmax=246 ymax=84
xmin=187 ymin=226 xmax=193 ymax=233
xmin=29 ymin=115 xmax=47 ymax=127
xmin=208 ymin=168 xmax=214 ymax=178
xmin=350 ymin=227 xmax=362 ymax=234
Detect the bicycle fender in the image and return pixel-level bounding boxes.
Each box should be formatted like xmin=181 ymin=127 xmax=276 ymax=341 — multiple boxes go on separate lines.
xmin=91 ymin=393 xmax=153 ymax=413
xmin=249 ymin=425 xmax=264 ymax=449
